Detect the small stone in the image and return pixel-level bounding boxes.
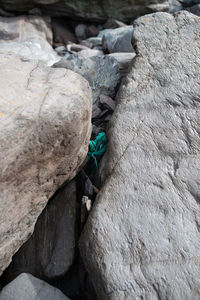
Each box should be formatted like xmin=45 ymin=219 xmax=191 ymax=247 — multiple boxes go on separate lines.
xmin=86 ymin=25 xmax=99 ymax=37
xmin=87 ymin=37 xmax=102 ymax=47
xmin=108 ymin=52 xmax=136 ymax=76
xmin=99 ymin=94 xmax=116 ymax=112
xmin=102 ymin=26 xmax=134 ymax=53
xmin=78 ymin=48 xmax=104 ymax=59
xmin=75 ymin=24 xmax=87 ymax=40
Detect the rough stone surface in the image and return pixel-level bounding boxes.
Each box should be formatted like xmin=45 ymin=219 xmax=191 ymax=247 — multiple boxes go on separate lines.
xmin=0 ymin=54 xmax=92 ymax=275
xmin=80 ymin=11 xmax=200 ymax=300
xmin=108 ymin=53 xmax=136 ymax=76
xmin=0 ymin=273 xmax=70 ymax=300
xmin=102 ymin=26 xmax=135 ymax=53
xmin=0 ymin=0 xmax=169 ymax=22
xmin=54 ymin=54 xmax=120 ymax=103
xmin=3 ymin=180 xmax=77 ymax=281
xmin=0 ymin=16 xmax=59 ymax=66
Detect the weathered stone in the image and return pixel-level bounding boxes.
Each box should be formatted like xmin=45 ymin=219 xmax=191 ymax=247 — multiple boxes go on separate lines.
xmin=54 ymin=54 xmax=120 ymax=103
xmin=0 ymin=16 xmax=59 ymax=66
xmin=80 ymin=11 xmax=200 ymax=300
xmin=102 ymin=26 xmax=135 ymax=53
xmin=0 ymin=273 xmax=70 ymax=300
xmin=3 ymin=180 xmax=77 ymax=281
xmin=108 ymin=52 xmax=136 ymax=76
xmin=0 ymin=54 xmax=92 ymax=275
xmin=0 ymin=0 xmax=169 ymax=22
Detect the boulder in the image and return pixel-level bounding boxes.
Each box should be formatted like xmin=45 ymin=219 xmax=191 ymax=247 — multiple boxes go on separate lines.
xmin=3 ymin=180 xmax=77 ymax=281
xmin=0 ymin=53 xmax=92 ymax=275
xmin=102 ymin=26 xmax=135 ymax=53
xmin=80 ymin=11 xmax=200 ymax=300
xmin=0 ymin=16 xmax=59 ymax=66
xmin=54 ymin=54 xmax=120 ymax=103
xmin=0 ymin=273 xmax=70 ymax=300
xmin=0 ymin=0 xmax=169 ymax=22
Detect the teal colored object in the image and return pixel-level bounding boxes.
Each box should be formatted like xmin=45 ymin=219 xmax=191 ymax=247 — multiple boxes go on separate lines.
xmin=88 ymin=132 xmax=107 ymax=172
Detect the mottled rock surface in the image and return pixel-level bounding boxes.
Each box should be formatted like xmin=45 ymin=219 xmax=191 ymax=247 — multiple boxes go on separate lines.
xmin=0 ymin=273 xmax=70 ymax=300
xmin=0 ymin=16 xmax=59 ymax=65
xmin=3 ymin=180 xmax=77 ymax=281
xmin=0 ymin=0 xmax=169 ymax=22
xmin=54 ymin=54 xmax=120 ymax=103
xmin=102 ymin=26 xmax=135 ymax=53
xmin=80 ymin=11 xmax=200 ymax=300
xmin=0 ymin=54 xmax=92 ymax=275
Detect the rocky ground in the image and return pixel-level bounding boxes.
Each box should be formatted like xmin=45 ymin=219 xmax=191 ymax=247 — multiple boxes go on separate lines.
xmin=0 ymin=1 xmax=200 ymax=300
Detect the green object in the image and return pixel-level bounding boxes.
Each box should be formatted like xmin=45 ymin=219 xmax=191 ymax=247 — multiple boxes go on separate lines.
xmin=88 ymin=132 xmax=107 ymax=172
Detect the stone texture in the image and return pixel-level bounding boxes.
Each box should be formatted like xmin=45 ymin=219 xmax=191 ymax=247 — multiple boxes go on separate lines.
xmin=54 ymin=54 xmax=120 ymax=103
xmin=102 ymin=26 xmax=135 ymax=53
xmin=0 ymin=53 xmax=92 ymax=275
xmin=0 ymin=273 xmax=70 ymax=300
xmin=80 ymin=11 xmax=200 ymax=300
xmin=108 ymin=53 xmax=136 ymax=76
xmin=0 ymin=0 xmax=169 ymax=22
xmin=3 ymin=180 xmax=77 ymax=281
xmin=0 ymin=16 xmax=59 ymax=66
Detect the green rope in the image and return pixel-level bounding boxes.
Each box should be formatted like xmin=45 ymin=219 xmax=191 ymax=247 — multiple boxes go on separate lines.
xmin=88 ymin=132 xmax=107 ymax=173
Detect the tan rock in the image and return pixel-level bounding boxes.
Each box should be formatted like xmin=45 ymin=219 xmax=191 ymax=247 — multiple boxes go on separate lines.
xmin=0 ymin=54 xmax=92 ymax=275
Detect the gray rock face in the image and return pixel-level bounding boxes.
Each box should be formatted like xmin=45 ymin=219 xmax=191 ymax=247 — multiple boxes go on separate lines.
xmin=54 ymin=54 xmax=120 ymax=103
xmin=0 ymin=16 xmax=59 ymax=66
xmin=0 ymin=54 xmax=92 ymax=275
xmin=3 ymin=180 xmax=77 ymax=281
xmin=0 ymin=273 xmax=70 ymax=300
xmin=80 ymin=11 xmax=200 ymax=300
xmin=0 ymin=0 xmax=169 ymax=22
xmin=102 ymin=26 xmax=135 ymax=53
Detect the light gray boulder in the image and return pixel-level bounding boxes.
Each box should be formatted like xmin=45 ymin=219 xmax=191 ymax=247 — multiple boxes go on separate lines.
xmin=102 ymin=26 xmax=135 ymax=53
xmin=80 ymin=11 xmax=200 ymax=300
xmin=54 ymin=54 xmax=120 ymax=103
xmin=0 ymin=53 xmax=92 ymax=275
xmin=0 ymin=16 xmax=59 ymax=66
xmin=0 ymin=273 xmax=70 ymax=300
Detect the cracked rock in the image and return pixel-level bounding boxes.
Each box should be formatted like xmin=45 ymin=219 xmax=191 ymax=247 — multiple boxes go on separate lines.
xmin=80 ymin=11 xmax=200 ymax=300
xmin=0 ymin=53 xmax=92 ymax=276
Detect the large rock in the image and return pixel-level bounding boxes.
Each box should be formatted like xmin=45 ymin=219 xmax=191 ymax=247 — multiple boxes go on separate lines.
xmin=80 ymin=11 xmax=200 ymax=300
xmin=0 ymin=54 xmax=92 ymax=275
xmin=3 ymin=180 xmax=77 ymax=281
xmin=0 ymin=273 xmax=70 ymax=300
xmin=54 ymin=54 xmax=120 ymax=103
xmin=0 ymin=16 xmax=59 ymax=66
xmin=0 ymin=0 xmax=169 ymax=22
